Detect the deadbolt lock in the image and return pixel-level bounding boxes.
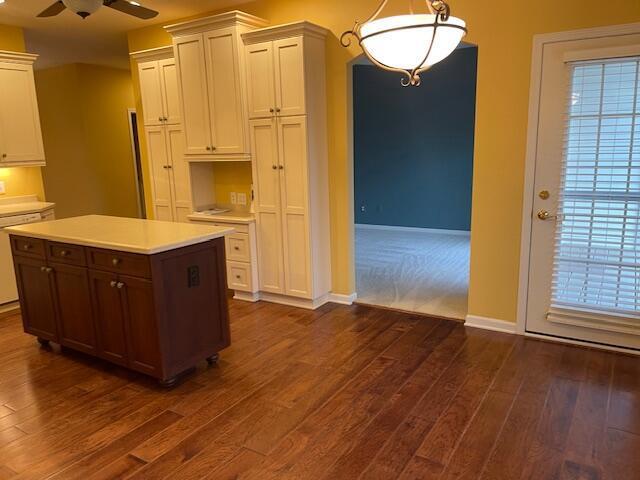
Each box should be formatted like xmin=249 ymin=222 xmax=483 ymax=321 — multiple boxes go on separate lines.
xmin=539 ymin=190 xmax=550 ymax=200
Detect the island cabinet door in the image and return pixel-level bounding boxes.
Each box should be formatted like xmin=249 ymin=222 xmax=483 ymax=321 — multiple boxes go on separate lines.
xmin=50 ymin=263 xmax=97 ymax=355
xmin=88 ymin=270 xmax=128 ymax=366
xmin=13 ymin=256 xmax=58 ymax=342
xmin=119 ymin=275 xmax=161 ymax=376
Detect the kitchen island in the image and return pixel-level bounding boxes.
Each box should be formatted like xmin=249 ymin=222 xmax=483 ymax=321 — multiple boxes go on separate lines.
xmin=5 ymin=215 xmax=234 ymax=387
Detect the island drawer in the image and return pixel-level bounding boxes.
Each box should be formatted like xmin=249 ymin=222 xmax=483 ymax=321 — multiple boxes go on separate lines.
xmin=46 ymin=242 xmax=86 ymax=266
xmin=10 ymin=236 xmax=46 ymax=259
xmin=87 ymin=248 xmax=151 ymax=278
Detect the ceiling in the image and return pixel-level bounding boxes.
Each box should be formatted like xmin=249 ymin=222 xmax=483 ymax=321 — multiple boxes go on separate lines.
xmin=0 ymin=0 xmax=252 ymax=70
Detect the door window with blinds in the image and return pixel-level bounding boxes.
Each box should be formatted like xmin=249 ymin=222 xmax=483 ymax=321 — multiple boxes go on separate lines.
xmin=552 ymin=57 xmax=639 ymax=320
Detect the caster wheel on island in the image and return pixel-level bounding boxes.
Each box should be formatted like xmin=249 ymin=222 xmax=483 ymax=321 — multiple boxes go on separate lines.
xmin=206 ymin=353 xmax=219 ymax=365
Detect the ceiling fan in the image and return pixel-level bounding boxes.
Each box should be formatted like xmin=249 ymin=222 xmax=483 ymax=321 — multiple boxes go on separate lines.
xmin=37 ymin=0 xmax=159 ymax=19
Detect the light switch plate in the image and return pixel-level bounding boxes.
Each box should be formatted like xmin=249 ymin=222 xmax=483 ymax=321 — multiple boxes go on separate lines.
xmin=237 ymin=193 xmax=247 ymax=205
xmin=230 ymin=192 xmax=237 ymax=204
xmin=0 ymin=181 xmax=5 ymax=194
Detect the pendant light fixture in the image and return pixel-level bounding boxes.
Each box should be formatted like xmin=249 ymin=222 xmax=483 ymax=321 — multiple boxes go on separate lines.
xmin=341 ymin=0 xmax=467 ymax=86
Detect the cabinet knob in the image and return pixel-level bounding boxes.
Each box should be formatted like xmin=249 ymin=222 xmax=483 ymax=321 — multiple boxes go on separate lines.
xmin=40 ymin=266 xmax=46 ymax=272
xmin=272 ymin=165 xmax=277 ymax=170
xmin=116 ymin=282 xmax=125 ymax=289
xmin=112 ymin=258 xmax=121 ymax=266
xmin=206 ymin=146 xmax=211 ymax=151
xmin=158 ymin=116 xmax=163 ymax=122
xmin=235 ymin=275 xmax=241 ymax=279
xmin=1 ymin=153 xmax=6 ymax=158
xmin=163 ymin=116 xmax=168 ymax=121
xmin=110 ymin=280 xmax=117 ymax=288
xmin=269 ymin=108 xmax=274 ymax=113
xmin=23 ymin=243 xmax=33 ymax=250
xmin=167 ymin=165 xmax=172 ymax=169
xmin=278 ymin=165 xmax=284 ymax=170
xmin=41 ymin=267 xmax=53 ymax=274
xmin=234 ymin=246 xmax=240 ymax=251
xmin=60 ymin=250 xmax=69 ymax=257
xmin=275 ymin=107 xmax=281 ymax=113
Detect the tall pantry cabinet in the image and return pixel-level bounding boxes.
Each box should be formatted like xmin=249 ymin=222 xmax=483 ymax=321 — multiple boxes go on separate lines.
xmin=243 ymin=23 xmax=332 ymax=306
xmin=132 ymin=47 xmax=192 ymax=222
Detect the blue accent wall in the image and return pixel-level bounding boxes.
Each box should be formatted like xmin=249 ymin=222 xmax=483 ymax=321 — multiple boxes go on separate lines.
xmin=353 ymin=46 xmax=477 ymax=231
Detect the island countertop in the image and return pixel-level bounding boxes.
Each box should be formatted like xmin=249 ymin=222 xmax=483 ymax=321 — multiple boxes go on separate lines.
xmin=4 ymin=214 xmax=235 ymax=254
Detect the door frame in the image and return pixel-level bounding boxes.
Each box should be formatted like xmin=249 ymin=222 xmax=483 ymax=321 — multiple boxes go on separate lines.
xmin=516 ymin=22 xmax=640 ymax=344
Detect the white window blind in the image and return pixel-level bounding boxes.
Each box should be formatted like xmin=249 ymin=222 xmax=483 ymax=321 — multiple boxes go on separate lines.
xmin=552 ymin=57 xmax=640 ymax=317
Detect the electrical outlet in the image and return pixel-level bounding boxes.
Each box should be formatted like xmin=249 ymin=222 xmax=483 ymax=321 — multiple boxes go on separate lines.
xmin=360 ymin=205 xmax=366 ymax=212
xmin=0 ymin=181 xmax=5 ymax=195
xmin=237 ymin=193 xmax=247 ymax=205
xmin=230 ymin=192 xmax=237 ymax=204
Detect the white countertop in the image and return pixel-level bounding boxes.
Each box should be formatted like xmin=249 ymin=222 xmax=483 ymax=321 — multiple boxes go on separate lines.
xmin=4 ymin=215 xmax=235 ymax=254
xmin=188 ymin=211 xmax=255 ymax=224
xmin=0 ymin=195 xmax=55 ymax=217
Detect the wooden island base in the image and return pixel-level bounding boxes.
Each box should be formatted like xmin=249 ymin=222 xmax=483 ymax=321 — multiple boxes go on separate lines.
xmin=11 ymin=234 xmax=231 ymax=387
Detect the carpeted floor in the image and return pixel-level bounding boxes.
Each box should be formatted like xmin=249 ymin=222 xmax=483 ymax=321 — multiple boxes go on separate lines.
xmin=355 ymin=225 xmax=470 ymax=320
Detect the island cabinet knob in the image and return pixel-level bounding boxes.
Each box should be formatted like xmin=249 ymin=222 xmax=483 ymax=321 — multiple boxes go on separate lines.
xmin=60 ymin=250 xmax=69 ymax=257
xmin=110 ymin=280 xmax=117 ymax=288
xmin=112 ymin=258 xmax=121 ymax=266
xmin=40 ymin=266 xmax=53 ymax=274
xmin=116 ymin=282 xmax=125 ymax=289
xmin=23 ymin=243 xmax=33 ymax=250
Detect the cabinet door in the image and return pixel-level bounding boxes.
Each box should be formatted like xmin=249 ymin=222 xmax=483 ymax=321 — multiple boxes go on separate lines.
xmin=158 ymin=58 xmax=181 ymax=125
xmin=204 ymin=27 xmax=247 ymax=154
xmin=119 ymin=275 xmax=161 ymax=376
xmin=166 ymin=125 xmax=192 ymax=222
xmin=277 ymin=116 xmax=311 ymax=297
xmin=13 ymin=256 xmax=58 ymax=341
xmin=174 ymin=34 xmax=213 ymax=155
xmin=145 ymin=126 xmax=175 ymax=222
xmin=0 ymin=62 xmax=45 ymax=164
xmin=273 ymin=37 xmax=306 ymax=117
xmin=250 ymin=118 xmax=285 ymax=293
xmin=245 ymin=41 xmax=276 ymax=119
xmin=89 ymin=270 xmax=128 ymax=366
xmin=51 ymin=263 xmax=96 ymax=354
xmin=137 ymin=61 xmax=164 ymax=126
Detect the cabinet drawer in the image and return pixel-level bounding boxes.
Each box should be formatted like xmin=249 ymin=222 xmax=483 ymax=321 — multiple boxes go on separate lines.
xmin=213 ymin=222 xmax=249 ymax=234
xmin=225 ymin=233 xmax=251 ymax=262
xmin=227 ymin=261 xmax=253 ymax=291
xmin=87 ymin=248 xmax=151 ymax=278
xmin=10 ymin=236 xmax=45 ymax=259
xmin=47 ymin=242 xmax=86 ymax=266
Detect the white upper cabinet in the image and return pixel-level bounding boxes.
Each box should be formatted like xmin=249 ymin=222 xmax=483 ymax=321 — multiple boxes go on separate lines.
xmin=166 ymin=11 xmax=268 ymax=160
xmin=0 ymin=52 xmax=45 ymax=167
xmin=245 ymin=35 xmax=306 ymax=119
xmin=137 ymin=55 xmax=181 ymax=127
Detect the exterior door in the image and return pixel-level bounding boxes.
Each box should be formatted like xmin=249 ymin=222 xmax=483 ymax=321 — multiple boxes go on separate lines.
xmin=525 ymin=32 xmax=640 ymax=350
xmin=277 ymin=116 xmax=311 ymax=298
xmin=145 ymin=126 xmax=174 ymax=222
xmin=174 ymin=33 xmax=213 ymax=155
xmin=158 ymin=58 xmax=181 ymax=125
xmin=13 ymin=256 xmax=58 ymax=341
xmin=138 ymin=61 xmax=164 ymax=126
xmin=204 ymin=27 xmax=246 ymax=154
xmin=0 ymin=62 xmax=44 ymax=164
xmin=51 ymin=263 xmax=96 ymax=354
xmin=250 ymin=118 xmax=285 ymax=293
xmin=245 ymin=41 xmax=276 ymax=119
xmin=273 ymin=37 xmax=306 ymax=117
xmin=166 ymin=125 xmax=192 ymax=222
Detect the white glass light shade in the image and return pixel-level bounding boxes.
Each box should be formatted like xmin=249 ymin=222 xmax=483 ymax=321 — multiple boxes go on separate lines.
xmin=360 ymin=14 xmax=466 ymax=71
xmin=62 ymin=0 xmax=103 ymax=15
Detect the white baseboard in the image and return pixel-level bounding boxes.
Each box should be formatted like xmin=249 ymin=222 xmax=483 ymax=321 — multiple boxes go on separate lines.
xmin=0 ymin=302 xmax=19 ymax=315
xmin=233 ymin=291 xmax=260 ymax=303
xmin=258 ymin=292 xmax=330 ymax=310
xmin=464 ymin=314 xmax=517 ymax=334
xmin=355 ymin=224 xmax=470 ymax=236
xmin=328 ymin=292 xmax=357 ymax=305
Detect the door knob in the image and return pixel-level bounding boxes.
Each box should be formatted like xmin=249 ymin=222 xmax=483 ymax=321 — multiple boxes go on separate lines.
xmin=537 ymin=209 xmax=558 ymax=221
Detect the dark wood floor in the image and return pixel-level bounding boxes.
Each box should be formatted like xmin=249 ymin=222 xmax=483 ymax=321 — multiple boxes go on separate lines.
xmin=0 ymin=300 xmax=638 ymax=479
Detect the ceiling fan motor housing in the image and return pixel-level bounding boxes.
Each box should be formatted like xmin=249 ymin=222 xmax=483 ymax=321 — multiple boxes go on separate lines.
xmin=62 ymin=0 xmax=103 ymax=18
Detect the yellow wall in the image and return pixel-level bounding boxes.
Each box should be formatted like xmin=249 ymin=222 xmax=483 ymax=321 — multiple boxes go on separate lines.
xmin=35 ymin=64 xmax=138 ymax=218
xmin=0 ymin=24 xmax=46 ymax=200
xmin=127 ymin=0 xmax=640 ymax=321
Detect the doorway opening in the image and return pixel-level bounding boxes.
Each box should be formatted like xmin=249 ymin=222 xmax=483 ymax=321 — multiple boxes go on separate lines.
xmin=351 ymin=44 xmax=478 ymax=320
xmin=127 ymin=109 xmax=146 ymax=219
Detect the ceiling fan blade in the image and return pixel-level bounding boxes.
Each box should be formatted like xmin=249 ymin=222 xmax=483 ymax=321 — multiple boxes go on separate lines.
xmin=103 ymin=0 xmax=159 ymax=19
xmin=37 ymin=1 xmax=67 ymax=17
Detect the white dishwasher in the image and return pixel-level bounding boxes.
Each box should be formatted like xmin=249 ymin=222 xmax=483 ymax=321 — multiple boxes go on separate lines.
xmin=0 ymin=212 xmax=43 ymax=306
